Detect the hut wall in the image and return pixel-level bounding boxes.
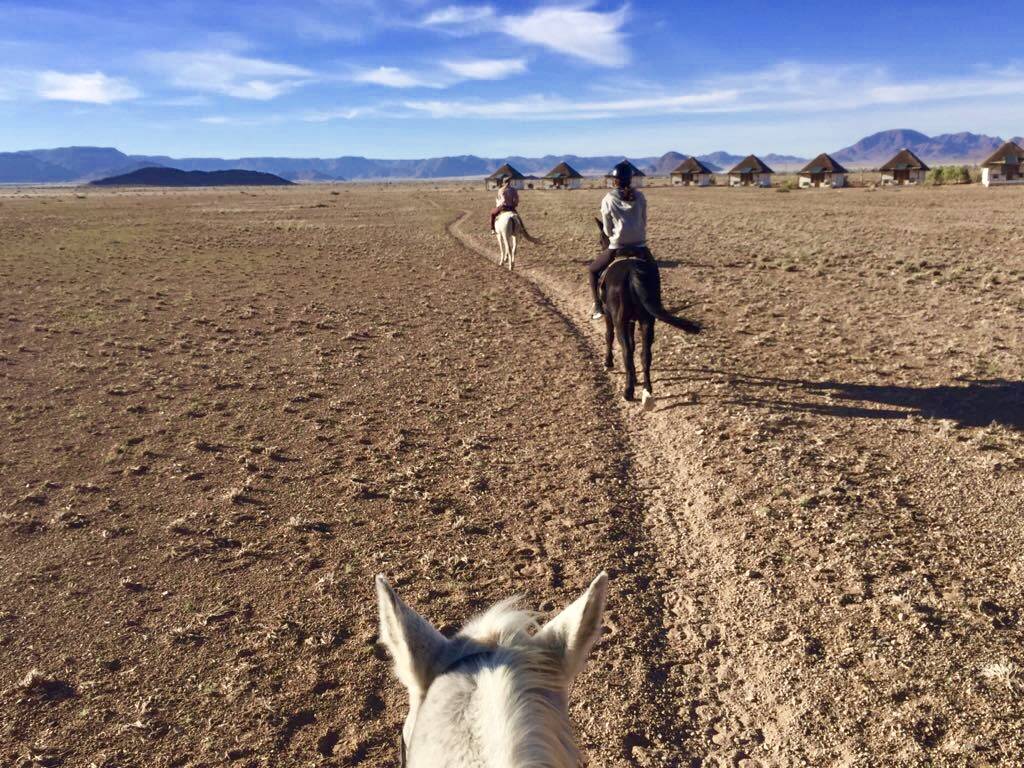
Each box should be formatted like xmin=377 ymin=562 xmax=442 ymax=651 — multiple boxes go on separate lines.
xmin=982 ymin=165 xmax=1024 ymax=187
xmin=881 ymin=169 xmax=926 ymax=186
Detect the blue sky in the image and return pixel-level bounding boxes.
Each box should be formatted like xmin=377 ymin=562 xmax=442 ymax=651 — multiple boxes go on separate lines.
xmin=2 ymin=0 xmax=1023 ymax=158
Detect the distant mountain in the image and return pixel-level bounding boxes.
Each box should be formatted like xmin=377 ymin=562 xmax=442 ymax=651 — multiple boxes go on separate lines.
xmin=4 ymin=132 xmax=1023 ymax=184
xmin=91 ymin=167 xmax=294 ymax=187
xmin=279 ymin=169 xmax=344 ymax=182
xmin=695 ymin=151 xmax=740 ymax=172
xmin=645 ymin=152 xmax=688 ymax=176
xmin=691 ymin=151 xmax=807 ymax=172
xmin=833 ymin=129 xmax=1015 ymax=167
xmin=0 ymin=152 xmax=68 ymax=183
xmin=762 ymin=153 xmax=808 ymax=171
xmin=13 ymin=146 xmax=158 ymax=181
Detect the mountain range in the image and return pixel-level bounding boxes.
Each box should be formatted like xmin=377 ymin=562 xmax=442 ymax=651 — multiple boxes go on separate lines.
xmin=2 ymin=129 xmax=1022 ymax=184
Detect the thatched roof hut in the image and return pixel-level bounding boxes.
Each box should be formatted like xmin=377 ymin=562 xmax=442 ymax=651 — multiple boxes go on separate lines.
xmin=728 ymin=155 xmax=773 ymax=187
xmin=880 ymin=148 xmax=928 ymax=185
xmin=543 ymin=161 xmax=583 ymax=189
xmin=604 ymin=160 xmax=647 ymax=187
xmin=980 ymin=141 xmax=1024 ymax=186
xmin=485 ymin=163 xmax=526 ymax=189
xmin=670 ymin=156 xmax=714 ymax=186
xmin=798 ymin=153 xmax=849 ymax=188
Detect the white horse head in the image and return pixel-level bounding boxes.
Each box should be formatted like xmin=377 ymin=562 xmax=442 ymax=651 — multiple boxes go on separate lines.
xmin=376 ymin=572 xmax=608 ymax=767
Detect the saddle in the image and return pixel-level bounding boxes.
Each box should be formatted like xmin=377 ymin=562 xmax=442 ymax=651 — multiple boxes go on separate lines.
xmin=611 ymin=245 xmax=652 ymax=261
xmin=599 ymin=247 xmax=655 ymax=292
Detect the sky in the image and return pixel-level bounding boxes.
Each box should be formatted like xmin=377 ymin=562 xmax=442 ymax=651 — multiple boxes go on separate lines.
xmin=2 ymin=0 xmax=1023 ymax=159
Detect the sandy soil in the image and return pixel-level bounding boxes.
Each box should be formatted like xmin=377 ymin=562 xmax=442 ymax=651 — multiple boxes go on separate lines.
xmin=2 ymin=182 xmax=1022 ymax=767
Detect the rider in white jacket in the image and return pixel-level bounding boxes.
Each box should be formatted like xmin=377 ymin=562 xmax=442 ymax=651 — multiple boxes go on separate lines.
xmin=588 ymin=161 xmax=651 ymax=319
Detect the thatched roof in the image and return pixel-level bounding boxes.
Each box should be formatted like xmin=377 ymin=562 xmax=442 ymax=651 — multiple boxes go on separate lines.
xmin=604 ymin=159 xmax=647 ymax=178
xmin=671 ymin=156 xmax=713 ymax=175
xmin=544 ymin=161 xmax=583 ymax=179
xmin=981 ymin=141 xmax=1024 ymax=167
xmin=799 ymin=153 xmax=849 ymax=175
xmin=728 ymin=155 xmax=774 ymax=175
xmin=486 ymin=163 xmax=525 ymax=180
xmin=880 ymin=148 xmax=929 ymax=172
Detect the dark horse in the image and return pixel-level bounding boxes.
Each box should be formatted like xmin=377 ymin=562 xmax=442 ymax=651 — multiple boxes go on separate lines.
xmin=594 ymin=218 xmax=701 ymax=407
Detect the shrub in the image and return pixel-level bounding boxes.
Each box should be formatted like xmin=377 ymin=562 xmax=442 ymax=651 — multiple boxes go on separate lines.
xmin=927 ymin=167 xmax=945 ymax=185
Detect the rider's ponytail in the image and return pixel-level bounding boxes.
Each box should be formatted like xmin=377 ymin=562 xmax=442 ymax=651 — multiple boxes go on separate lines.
xmin=617 ymin=179 xmax=636 ymax=202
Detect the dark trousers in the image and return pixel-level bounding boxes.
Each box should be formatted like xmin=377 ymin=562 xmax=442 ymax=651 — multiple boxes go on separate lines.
xmin=588 ymin=246 xmax=652 ymax=307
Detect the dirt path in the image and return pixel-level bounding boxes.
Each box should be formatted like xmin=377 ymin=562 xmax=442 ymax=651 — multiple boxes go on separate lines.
xmin=450 ymin=186 xmax=1024 ymax=767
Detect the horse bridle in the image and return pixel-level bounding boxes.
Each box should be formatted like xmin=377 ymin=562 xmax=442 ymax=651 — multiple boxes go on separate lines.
xmin=396 ymin=649 xmax=492 ymax=767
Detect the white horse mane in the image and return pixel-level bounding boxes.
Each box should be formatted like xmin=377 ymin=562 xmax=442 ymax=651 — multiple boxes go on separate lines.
xmin=377 ymin=573 xmax=606 ymax=768
xmin=450 ymin=599 xmax=579 ymax=768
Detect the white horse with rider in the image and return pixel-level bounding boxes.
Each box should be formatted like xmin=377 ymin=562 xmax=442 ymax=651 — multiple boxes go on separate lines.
xmin=490 ymin=174 xmax=540 ymax=271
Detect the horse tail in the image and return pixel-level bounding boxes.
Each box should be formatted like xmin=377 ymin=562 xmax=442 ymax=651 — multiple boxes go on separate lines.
xmin=514 ymin=215 xmax=543 ymax=244
xmin=629 ymin=261 xmax=701 ymax=334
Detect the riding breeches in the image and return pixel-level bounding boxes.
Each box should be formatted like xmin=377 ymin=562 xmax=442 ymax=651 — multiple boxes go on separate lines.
xmin=490 ymin=205 xmax=516 ymax=231
xmin=588 ymin=247 xmax=653 ymax=305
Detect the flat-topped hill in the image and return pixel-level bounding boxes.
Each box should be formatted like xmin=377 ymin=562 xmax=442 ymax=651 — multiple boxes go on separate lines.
xmin=91 ymin=167 xmax=294 ymax=187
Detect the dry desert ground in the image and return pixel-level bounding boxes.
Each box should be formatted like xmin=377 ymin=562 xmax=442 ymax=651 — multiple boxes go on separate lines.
xmin=2 ymin=182 xmax=1023 ymax=767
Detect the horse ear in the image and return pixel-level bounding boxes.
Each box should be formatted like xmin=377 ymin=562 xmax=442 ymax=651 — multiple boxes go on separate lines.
xmin=376 ymin=575 xmax=449 ymax=696
xmin=536 ymin=572 xmax=608 ymax=683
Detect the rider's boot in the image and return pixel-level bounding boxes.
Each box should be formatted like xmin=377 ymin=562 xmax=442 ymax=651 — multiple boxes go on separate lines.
xmin=589 ymin=272 xmax=604 ymax=319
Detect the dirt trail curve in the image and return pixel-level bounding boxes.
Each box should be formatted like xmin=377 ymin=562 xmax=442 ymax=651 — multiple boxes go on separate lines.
xmin=449 ymin=186 xmax=1024 ymax=768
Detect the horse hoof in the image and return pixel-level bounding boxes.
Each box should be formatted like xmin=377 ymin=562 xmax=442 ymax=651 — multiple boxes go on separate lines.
xmin=623 ymin=390 xmax=635 ymax=402
xmin=604 ymin=359 xmax=614 ymax=370
xmin=641 ymin=389 xmax=655 ymax=411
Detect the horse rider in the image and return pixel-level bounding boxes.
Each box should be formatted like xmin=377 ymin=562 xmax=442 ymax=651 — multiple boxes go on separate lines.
xmin=588 ymin=160 xmax=651 ymax=319
xmin=490 ymin=175 xmax=520 ymax=233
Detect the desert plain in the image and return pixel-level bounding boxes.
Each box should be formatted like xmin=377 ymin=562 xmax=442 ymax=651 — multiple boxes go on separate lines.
xmin=2 ymin=182 xmax=1023 ymax=767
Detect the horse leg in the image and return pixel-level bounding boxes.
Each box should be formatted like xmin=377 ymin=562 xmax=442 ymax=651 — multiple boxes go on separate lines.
xmin=604 ymin=310 xmax=614 ymax=369
xmin=496 ymin=229 xmax=508 ymax=267
xmin=640 ymin=319 xmax=655 ymax=410
xmin=509 ymin=234 xmax=516 ymax=271
xmin=617 ymin=317 xmax=636 ymax=401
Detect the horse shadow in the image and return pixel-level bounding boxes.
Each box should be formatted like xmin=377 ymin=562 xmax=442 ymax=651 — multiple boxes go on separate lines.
xmin=665 ymin=367 xmax=1024 ymax=431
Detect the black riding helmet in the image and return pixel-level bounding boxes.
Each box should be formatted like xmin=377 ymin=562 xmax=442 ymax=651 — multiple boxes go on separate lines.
xmin=610 ymin=160 xmax=634 ymax=186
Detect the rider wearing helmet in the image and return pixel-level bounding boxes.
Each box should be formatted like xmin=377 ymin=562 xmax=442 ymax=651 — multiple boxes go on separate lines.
xmin=490 ymin=175 xmax=520 ymax=233
xmin=589 ymin=160 xmax=650 ymax=319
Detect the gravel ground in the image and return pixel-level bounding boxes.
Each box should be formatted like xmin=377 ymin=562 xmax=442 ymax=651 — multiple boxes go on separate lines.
xmin=2 ymin=182 xmax=1022 ymax=767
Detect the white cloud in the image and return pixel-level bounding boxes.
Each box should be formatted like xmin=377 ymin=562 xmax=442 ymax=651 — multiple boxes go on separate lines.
xmin=421 ymin=5 xmax=495 ymax=26
xmin=303 ymin=106 xmax=382 ymax=122
xmin=500 ymin=5 xmax=629 ymax=67
xmin=404 ymin=89 xmax=739 ymax=119
xmin=36 ymin=71 xmax=139 ymax=104
xmin=146 ymin=51 xmax=313 ymax=100
xmin=401 ymin=61 xmax=1024 ymax=120
xmin=352 ymin=66 xmax=440 ymax=88
xmin=420 ymin=3 xmax=628 ymax=64
xmin=442 ymin=58 xmax=527 ymax=80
